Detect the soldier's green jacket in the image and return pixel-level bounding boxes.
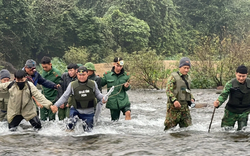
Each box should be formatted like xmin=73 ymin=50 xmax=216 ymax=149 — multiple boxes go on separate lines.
xmin=0 ymin=81 xmax=52 ymax=123
xmin=101 ymin=68 xmax=130 ymax=110
xmin=42 ymin=67 xmax=61 ymax=102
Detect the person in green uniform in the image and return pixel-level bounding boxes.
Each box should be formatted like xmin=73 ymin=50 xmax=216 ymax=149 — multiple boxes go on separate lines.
xmin=164 ymin=57 xmax=195 ymax=130
xmin=101 ymin=57 xmax=131 ymax=121
xmin=40 ymin=56 xmax=61 ymax=121
xmin=84 ymin=62 xmax=102 ymax=123
xmin=214 ymin=65 xmax=250 ymax=131
xmin=0 ymin=69 xmax=11 ymax=121
xmin=57 ymin=63 xmax=78 ymax=120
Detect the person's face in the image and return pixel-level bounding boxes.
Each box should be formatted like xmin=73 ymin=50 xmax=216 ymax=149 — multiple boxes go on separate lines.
xmin=25 ymin=67 xmax=36 ymax=76
xmin=179 ymin=66 xmax=190 ymax=75
xmin=236 ymin=72 xmax=247 ymax=84
xmin=41 ymin=63 xmax=52 ymax=72
xmin=16 ymin=77 xmax=26 ymax=82
xmin=77 ymin=71 xmax=88 ymax=82
xmin=87 ymin=70 xmax=94 ymax=76
xmin=1 ymin=78 xmax=10 ymax=83
xmin=68 ymin=68 xmax=77 ymax=78
xmin=113 ymin=62 xmax=123 ymax=74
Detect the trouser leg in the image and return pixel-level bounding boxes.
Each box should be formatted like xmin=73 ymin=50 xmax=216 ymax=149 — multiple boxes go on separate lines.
xmin=48 ymin=108 xmax=55 ymax=121
xmin=67 ymin=107 xmax=79 ymax=130
xmin=29 ymin=116 xmax=42 ymax=129
xmin=8 ymin=115 xmax=24 ymax=130
xmin=40 ymin=107 xmax=49 ymax=121
xmin=164 ymin=104 xmax=181 ymax=131
xmin=179 ymin=110 xmax=192 ymax=128
xmin=78 ymin=113 xmax=94 ymax=131
xmin=237 ymin=112 xmax=249 ymax=130
xmin=58 ymin=107 xmax=66 ymax=120
xmin=110 ymin=109 xmax=121 ymax=121
xmin=221 ymin=109 xmax=237 ymax=130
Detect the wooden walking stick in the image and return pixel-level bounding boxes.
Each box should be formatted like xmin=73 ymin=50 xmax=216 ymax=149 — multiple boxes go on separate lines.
xmin=208 ymin=107 xmax=216 ymax=133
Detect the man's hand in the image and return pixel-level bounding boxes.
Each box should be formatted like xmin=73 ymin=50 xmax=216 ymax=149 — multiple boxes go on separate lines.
xmin=102 ymin=97 xmax=107 ymax=104
xmin=124 ymin=82 xmax=130 ymax=88
xmin=59 ymin=104 xmax=65 ymax=109
xmin=50 ymin=105 xmax=58 ymax=114
xmin=174 ymin=101 xmax=181 ymax=109
xmin=54 ymin=84 xmax=61 ymax=89
xmin=214 ymin=100 xmax=220 ymax=108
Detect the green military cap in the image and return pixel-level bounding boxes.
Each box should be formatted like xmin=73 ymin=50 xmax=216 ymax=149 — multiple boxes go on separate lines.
xmin=84 ymin=62 xmax=96 ymax=71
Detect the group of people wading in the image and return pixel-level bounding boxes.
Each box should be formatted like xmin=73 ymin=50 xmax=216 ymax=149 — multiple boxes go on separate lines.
xmin=0 ymin=56 xmax=248 ymax=132
xmin=0 ymin=56 xmax=131 ymax=132
xmin=164 ymin=57 xmax=250 ymax=131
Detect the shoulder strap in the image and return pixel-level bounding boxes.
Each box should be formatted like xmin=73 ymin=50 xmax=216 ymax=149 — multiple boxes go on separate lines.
xmin=177 ymin=71 xmax=190 ymax=90
xmin=7 ymin=81 xmax=15 ymax=90
xmin=26 ymin=81 xmax=33 ymax=97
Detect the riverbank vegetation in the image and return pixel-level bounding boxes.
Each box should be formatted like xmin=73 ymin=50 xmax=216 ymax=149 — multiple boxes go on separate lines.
xmin=1 ymin=0 xmax=250 ymax=89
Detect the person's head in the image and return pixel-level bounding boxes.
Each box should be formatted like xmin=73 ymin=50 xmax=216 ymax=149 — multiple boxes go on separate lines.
xmin=0 ymin=69 xmax=10 ymax=83
xmin=67 ymin=63 xmax=78 ymax=78
xmin=41 ymin=56 xmax=52 ymax=72
xmin=24 ymin=59 xmax=36 ymax=76
xmin=77 ymin=66 xmax=88 ymax=82
xmin=113 ymin=57 xmax=124 ymax=74
xmin=14 ymin=70 xmax=27 ymax=82
xmin=179 ymin=57 xmax=191 ymax=75
xmin=84 ymin=62 xmax=95 ymax=76
xmin=236 ymin=65 xmax=248 ymax=84
xmin=14 ymin=70 xmax=27 ymax=90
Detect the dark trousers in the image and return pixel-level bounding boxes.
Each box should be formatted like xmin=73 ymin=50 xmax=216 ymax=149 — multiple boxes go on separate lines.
xmin=8 ymin=115 xmax=41 ymax=129
xmin=68 ymin=107 xmax=94 ymax=130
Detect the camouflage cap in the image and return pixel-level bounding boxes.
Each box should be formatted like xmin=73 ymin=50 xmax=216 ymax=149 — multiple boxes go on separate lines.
xmin=84 ymin=62 xmax=96 ymax=71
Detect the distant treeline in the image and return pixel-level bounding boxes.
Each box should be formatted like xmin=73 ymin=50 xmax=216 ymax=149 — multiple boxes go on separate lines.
xmin=1 ymin=0 xmax=250 ymax=68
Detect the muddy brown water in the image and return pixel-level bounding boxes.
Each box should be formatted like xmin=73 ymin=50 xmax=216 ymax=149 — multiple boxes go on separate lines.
xmin=0 ymin=89 xmax=250 ymax=156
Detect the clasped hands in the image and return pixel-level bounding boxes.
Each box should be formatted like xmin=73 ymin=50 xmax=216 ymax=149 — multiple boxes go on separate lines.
xmin=50 ymin=97 xmax=108 ymax=114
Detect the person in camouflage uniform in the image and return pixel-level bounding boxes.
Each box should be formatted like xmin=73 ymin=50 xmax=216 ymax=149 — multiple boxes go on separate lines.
xmin=214 ymin=65 xmax=250 ymax=131
xmin=164 ymin=57 xmax=195 ymax=130
xmin=0 ymin=69 xmax=11 ymax=121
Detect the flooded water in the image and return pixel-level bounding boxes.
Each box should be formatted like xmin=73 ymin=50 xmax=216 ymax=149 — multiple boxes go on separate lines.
xmin=0 ymin=89 xmax=250 ymax=156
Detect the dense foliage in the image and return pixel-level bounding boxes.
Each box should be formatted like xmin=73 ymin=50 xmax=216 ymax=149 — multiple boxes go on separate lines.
xmin=1 ymin=0 xmax=250 ymax=88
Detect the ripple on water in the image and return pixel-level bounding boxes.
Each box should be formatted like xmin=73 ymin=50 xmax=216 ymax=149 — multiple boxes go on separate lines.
xmin=0 ymin=89 xmax=250 ymax=155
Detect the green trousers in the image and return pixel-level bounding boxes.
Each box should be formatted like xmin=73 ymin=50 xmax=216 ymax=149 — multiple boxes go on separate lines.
xmin=58 ymin=107 xmax=70 ymax=120
xmin=221 ymin=109 xmax=249 ymax=131
xmin=110 ymin=104 xmax=131 ymax=121
xmin=40 ymin=107 xmax=55 ymax=121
